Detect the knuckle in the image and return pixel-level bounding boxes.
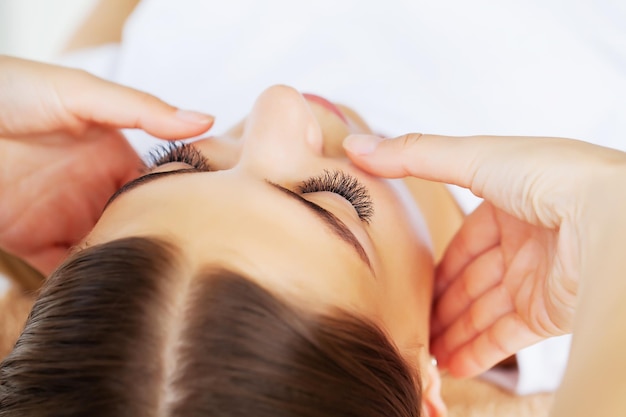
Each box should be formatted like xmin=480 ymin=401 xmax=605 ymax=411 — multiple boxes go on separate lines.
xmin=71 ymin=68 xmax=94 ymax=84
xmin=398 ymin=132 xmax=424 ymax=149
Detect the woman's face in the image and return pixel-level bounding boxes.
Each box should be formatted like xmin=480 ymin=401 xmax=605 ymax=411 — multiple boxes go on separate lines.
xmin=86 ymin=85 xmax=434 ymax=369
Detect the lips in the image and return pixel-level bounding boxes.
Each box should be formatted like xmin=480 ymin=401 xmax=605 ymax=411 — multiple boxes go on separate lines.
xmin=302 ymin=93 xmax=348 ymax=124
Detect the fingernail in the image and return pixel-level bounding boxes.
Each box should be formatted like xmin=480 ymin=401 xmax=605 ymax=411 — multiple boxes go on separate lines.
xmin=176 ymin=109 xmax=214 ymax=124
xmin=343 ymin=134 xmax=384 ymax=155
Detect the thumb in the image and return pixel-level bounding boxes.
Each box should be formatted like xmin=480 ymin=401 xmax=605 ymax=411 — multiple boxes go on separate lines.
xmin=62 ymin=69 xmax=214 ymax=139
xmin=343 ymin=133 xmax=613 ymax=226
xmin=343 ymin=133 xmax=495 ymax=185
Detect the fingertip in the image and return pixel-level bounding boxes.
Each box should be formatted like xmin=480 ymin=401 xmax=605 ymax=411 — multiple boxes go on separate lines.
xmin=343 ymin=134 xmax=385 ymax=156
xmin=430 ymin=338 xmax=485 ymax=378
xmin=143 ymin=109 xmax=215 ymax=140
xmin=343 ymin=134 xmax=409 ymax=178
xmin=434 ymin=261 xmax=461 ymax=302
xmin=429 ymin=337 xmax=448 ymax=365
xmin=170 ymin=110 xmax=215 ymax=138
xmin=445 ymin=355 xmax=483 ymax=379
xmin=175 ymin=109 xmax=215 ymax=126
xmin=430 ymin=320 xmax=442 ymax=338
xmin=433 ymin=264 xmax=449 ymax=294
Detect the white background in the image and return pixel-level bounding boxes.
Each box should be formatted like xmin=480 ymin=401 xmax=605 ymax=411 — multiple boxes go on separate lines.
xmin=0 ymin=0 xmax=97 ymax=61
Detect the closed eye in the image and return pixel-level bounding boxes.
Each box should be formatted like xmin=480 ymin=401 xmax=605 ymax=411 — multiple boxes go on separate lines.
xmin=298 ymin=170 xmax=373 ymax=223
xmin=137 ymin=145 xmax=373 ymax=223
xmin=146 ymin=142 xmax=212 ymax=173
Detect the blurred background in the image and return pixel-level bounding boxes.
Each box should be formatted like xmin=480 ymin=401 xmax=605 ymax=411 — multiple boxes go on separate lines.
xmin=0 ymin=0 xmax=98 ymax=62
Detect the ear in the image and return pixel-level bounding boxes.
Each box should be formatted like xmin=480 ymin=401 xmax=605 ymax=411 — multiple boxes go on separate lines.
xmin=422 ymin=358 xmax=447 ymax=417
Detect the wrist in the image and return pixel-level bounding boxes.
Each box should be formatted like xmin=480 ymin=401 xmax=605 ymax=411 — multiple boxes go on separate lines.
xmin=582 ymin=157 xmax=626 ymax=224
xmin=556 ymin=159 xmax=626 ymax=417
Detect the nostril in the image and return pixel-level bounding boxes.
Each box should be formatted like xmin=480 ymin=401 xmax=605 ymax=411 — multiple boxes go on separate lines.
xmin=305 ymin=123 xmax=324 ymax=154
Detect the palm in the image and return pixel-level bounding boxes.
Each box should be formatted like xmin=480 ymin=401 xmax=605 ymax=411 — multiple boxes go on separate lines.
xmin=0 ymin=128 xmax=141 ymax=274
xmin=431 ymin=201 xmax=577 ymax=377
xmin=496 ymin=204 xmax=574 ymax=336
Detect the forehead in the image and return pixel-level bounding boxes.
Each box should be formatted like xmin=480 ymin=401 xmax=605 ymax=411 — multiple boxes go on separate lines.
xmin=87 ymin=171 xmax=379 ymax=314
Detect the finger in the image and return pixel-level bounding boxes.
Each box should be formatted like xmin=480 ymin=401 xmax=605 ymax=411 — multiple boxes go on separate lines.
xmin=439 ymin=313 xmax=541 ymax=378
xmin=24 ymin=245 xmax=70 ymax=276
xmin=431 ymin=245 xmax=505 ymax=337
xmin=60 ymin=69 xmax=214 ymax=139
xmin=343 ymin=133 xmax=592 ymax=225
xmin=435 ymin=202 xmax=500 ymax=297
xmin=343 ymin=133 xmax=514 ymax=185
xmin=431 ymin=284 xmax=512 ymax=363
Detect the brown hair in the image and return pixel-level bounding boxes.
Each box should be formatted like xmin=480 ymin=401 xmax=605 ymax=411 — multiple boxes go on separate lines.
xmin=0 ymin=237 xmax=421 ymax=416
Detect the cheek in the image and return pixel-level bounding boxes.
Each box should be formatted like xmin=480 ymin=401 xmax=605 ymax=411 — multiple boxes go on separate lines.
xmin=377 ymin=240 xmax=434 ymax=348
xmin=379 ymin=235 xmax=434 ymax=346
xmin=369 ymin=179 xmax=435 ymax=332
xmin=373 ymin=179 xmax=433 ymax=256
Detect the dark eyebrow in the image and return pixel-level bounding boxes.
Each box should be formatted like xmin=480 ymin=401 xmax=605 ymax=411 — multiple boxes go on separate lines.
xmin=104 ymin=170 xmax=373 ymax=270
xmin=105 ymin=168 xmax=201 ymax=209
xmin=266 ymin=182 xmax=372 ymax=270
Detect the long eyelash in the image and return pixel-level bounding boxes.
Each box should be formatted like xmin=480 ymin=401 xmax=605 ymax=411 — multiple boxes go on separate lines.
xmin=145 ymin=142 xmax=211 ymax=172
xmin=144 ymin=147 xmax=372 ymax=222
xmin=298 ymin=170 xmax=374 ymax=223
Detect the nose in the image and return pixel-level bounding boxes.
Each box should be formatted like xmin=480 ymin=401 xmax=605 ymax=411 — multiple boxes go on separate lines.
xmin=238 ymin=85 xmax=324 ymax=180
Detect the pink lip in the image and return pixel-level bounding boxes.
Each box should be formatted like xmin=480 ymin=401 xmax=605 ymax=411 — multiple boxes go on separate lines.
xmin=302 ymin=93 xmax=348 ymax=124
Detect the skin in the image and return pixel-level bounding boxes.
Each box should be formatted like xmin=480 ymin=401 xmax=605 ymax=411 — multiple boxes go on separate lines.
xmin=0 ymin=55 xmax=214 ymax=275
xmin=343 ymin=133 xmax=606 ymax=376
xmin=343 ymin=132 xmax=626 ymax=416
xmin=85 ymin=85 xmax=446 ymax=416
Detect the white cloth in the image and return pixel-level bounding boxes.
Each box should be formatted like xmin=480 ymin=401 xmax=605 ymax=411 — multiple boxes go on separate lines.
xmin=57 ymin=0 xmax=626 ymax=394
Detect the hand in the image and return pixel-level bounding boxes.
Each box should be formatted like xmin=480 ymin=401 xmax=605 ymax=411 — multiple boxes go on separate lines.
xmin=0 ymin=56 xmax=214 ymax=274
xmin=343 ymin=133 xmax=625 ymax=377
